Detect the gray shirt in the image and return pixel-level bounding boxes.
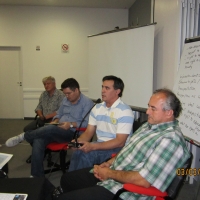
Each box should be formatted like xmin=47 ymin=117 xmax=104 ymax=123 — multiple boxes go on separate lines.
xmin=35 ymin=89 xmax=64 ymax=116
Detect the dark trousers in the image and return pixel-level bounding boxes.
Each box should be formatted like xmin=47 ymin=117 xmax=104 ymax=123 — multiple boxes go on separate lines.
xmin=59 ymin=167 xmax=122 ymax=200
xmin=23 ymin=118 xmax=52 ymax=132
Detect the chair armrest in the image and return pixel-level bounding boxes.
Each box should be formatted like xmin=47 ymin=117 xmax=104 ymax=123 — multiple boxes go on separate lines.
xmin=123 ymin=183 xmax=167 ymax=197
xmin=34 ymin=114 xmax=38 ymax=120
xmin=76 ymin=127 xmax=86 ymax=131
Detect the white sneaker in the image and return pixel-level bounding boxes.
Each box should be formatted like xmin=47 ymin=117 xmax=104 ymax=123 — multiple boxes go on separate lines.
xmin=5 ymin=133 xmax=25 ymax=147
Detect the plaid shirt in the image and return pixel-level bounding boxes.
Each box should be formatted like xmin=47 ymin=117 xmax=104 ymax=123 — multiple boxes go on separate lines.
xmin=97 ymin=120 xmax=190 ymax=200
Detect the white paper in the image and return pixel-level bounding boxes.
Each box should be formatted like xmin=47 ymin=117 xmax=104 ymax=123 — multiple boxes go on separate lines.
xmin=0 ymin=153 xmax=13 ymax=169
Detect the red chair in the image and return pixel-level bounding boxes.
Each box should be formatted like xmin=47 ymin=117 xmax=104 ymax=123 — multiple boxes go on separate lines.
xmin=112 ymin=152 xmax=192 ymax=200
xmin=44 ymin=127 xmax=86 ymax=174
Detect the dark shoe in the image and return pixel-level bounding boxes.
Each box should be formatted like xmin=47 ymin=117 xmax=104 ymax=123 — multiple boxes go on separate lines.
xmin=26 ymin=155 xmax=32 ymax=163
xmin=52 ymin=186 xmax=63 ymax=199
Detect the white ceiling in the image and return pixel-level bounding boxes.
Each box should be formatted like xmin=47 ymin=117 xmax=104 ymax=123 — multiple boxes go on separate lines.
xmin=0 ymin=0 xmax=136 ymax=9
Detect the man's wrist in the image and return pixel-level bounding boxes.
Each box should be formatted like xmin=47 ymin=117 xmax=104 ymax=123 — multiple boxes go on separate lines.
xmin=70 ymin=122 xmax=74 ymax=128
xmin=90 ymin=143 xmax=96 ymax=151
xmin=107 ymin=168 xmax=113 ymax=179
xmin=106 ymin=161 xmax=112 ymax=166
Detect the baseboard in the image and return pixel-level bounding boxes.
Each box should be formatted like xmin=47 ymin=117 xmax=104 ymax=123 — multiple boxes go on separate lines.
xmin=24 ymin=117 xmax=35 ymax=120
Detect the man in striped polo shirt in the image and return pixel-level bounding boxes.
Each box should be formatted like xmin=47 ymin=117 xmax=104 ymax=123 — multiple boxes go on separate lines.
xmin=68 ymin=75 xmax=134 ymax=171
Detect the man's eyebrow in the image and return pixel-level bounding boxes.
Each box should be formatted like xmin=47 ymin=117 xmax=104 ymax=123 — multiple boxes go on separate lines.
xmin=148 ymin=104 xmax=156 ymax=109
xmin=102 ymin=85 xmax=110 ymax=88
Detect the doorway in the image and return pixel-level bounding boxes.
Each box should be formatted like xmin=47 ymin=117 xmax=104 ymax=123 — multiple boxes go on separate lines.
xmin=0 ymin=46 xmax=23 ymax=119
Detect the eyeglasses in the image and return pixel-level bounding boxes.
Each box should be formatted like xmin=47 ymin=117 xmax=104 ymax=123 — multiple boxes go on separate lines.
xmin=64 ymin=92 xmax=73 ymax=96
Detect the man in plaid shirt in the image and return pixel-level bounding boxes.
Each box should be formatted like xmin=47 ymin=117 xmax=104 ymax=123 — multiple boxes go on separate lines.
xmin=54 ymin=88 xmax=190 ymax=200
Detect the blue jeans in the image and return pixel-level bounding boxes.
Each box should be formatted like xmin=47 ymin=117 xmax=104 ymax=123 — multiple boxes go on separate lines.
xmin=24 ymin=125 xmax=74 ymax=177
xmin=68 ymin=143 xmax=122 ymax=172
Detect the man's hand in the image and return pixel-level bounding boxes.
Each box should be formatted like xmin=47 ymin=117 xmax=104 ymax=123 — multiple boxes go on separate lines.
xmin=38 ymin=115 xmax=45 ymax=120
xmin=79 ymin=141 xmax=94 ymax=153
xmin=36 ymin=110 xmax=45 ymax=120
xmin=93 ymin=164 xmax=111 ymax=181
xmin=99 ymin=162 xmax=111 ymax=168
xmin=44 ymin=114 xmax=51 ymax=120
xmin=58 ymin=122 xmax=70 ymax=130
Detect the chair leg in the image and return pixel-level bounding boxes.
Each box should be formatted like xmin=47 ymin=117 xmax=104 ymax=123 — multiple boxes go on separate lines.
xmin=47 ymin=152 xmax=53 ymax=167
xmin=26 ymin=155 xmax=32 ymax=164
xmin=60 ymin=150 xmax=67 ymax=174
xmin=44 ymin=148 xmax=70 ymax=175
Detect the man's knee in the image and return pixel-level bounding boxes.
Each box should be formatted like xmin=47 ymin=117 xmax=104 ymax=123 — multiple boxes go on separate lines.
xmin=60 ymin=167 xmax=95 ymax=192
xmin=71 ymin=149 xmax=83 ymax=158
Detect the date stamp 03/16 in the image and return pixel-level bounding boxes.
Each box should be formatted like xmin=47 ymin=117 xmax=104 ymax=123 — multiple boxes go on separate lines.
xmin=176 ymin=168 xmax=200 ymax=176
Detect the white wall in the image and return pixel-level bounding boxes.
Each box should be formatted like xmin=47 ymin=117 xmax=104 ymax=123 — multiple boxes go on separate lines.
xmin=154 ymin=0 xmax=182 ymax=90
xmin=0 ymin=6 xmax=128 ymax=117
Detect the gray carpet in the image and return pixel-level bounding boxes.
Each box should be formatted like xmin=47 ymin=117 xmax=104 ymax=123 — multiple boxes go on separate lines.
xmin=0 ymin=119 xmax=200 ymax=200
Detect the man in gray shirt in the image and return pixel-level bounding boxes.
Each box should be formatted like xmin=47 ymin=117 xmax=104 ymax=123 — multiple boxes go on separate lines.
xmin=24 ymin=76 xmax=64 ymax=131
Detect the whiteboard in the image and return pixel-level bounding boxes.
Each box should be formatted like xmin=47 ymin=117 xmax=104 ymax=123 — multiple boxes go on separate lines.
xmin=173 ymin=38 xmax=200 ymax=144
xmin=88 ymin=24 xmax=155 ymax=109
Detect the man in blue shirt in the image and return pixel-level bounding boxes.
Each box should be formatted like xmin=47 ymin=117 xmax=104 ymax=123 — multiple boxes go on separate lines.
xmin=5 ymin=78 xmax=94 ymax=177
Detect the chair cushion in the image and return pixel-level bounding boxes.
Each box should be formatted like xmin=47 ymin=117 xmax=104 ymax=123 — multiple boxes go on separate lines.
xmin=123 ymin=184 xmax=167 ymax=197
xmin=46 ymin=142 xmax=68 ymax=151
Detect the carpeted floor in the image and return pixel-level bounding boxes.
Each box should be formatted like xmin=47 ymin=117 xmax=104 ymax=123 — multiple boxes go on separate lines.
xmin=0 ymin=119 xmax=200 ymax=200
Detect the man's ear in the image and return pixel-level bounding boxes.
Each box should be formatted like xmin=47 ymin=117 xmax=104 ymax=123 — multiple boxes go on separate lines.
xmin=116 ymin=89 xmax=121 ymax=96
xmin=166 ymin=109 xmax=174 ymax=119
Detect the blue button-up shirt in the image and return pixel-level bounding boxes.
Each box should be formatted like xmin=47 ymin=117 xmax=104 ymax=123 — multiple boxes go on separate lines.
xmin=53 ymin=93 xmax=94 ymax=129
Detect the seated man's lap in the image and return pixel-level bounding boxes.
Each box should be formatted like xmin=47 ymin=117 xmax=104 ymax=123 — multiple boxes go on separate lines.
xmin=25 ymin=125 xmax=74 ymax=143
xmin=68 ymin=147 xmax=122 ymax=171
xmin=60 ymin=168 xmax=121 ymax=200
xmin=59 ymin=168 xmax=120 ymax=200
xmin=60 ymin=167 xmax=98 ymax=192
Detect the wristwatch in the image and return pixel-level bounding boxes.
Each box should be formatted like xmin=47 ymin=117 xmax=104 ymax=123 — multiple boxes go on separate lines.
xmin=70 ymin=122 xmax=73 ymax=128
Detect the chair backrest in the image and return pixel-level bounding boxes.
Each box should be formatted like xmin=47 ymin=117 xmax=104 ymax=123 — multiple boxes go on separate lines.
xmin=132 ymin=118 xmax=146 ymax=133
xmin=166 ymin=152 xmax=193 ymax=199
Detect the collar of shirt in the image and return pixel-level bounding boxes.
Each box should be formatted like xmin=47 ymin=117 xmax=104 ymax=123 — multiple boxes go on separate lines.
xmin=147 ymin=120 xmax=179 ymax=131
xmin=44 ymin=88 xmax=57 ymax=97
xmin=102 ymin=97 xmax=121 ymax=109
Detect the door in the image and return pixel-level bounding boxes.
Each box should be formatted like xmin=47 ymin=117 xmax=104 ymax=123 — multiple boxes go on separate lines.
xmin=0 ymin=47 xmax=23 ymax=118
